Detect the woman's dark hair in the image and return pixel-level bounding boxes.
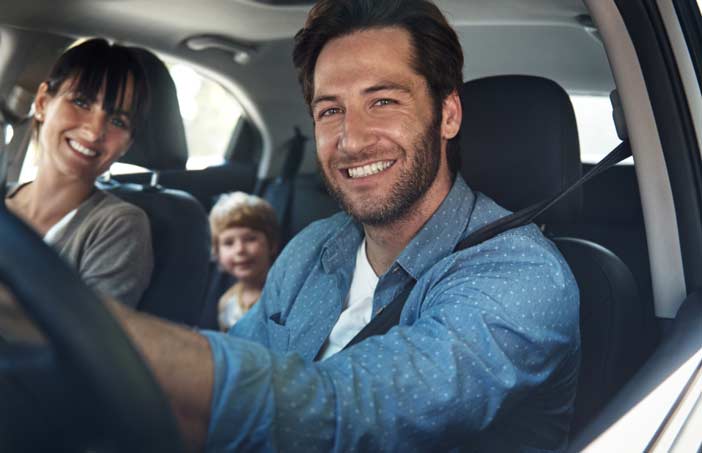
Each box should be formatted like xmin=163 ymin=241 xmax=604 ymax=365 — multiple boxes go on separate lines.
xmin=40 ymin=38 xmax=149 ymax=136
xmin=292 ymin=0 xmax=464 ymax=173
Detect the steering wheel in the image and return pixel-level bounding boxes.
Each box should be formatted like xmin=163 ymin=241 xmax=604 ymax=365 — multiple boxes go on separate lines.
xmin=0 ymin=205 xmax=185 ymax=452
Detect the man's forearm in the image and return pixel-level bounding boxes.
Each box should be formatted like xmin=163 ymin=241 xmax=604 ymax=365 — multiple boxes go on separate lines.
xmin=108 ymin=301 xmax=214 ymax=452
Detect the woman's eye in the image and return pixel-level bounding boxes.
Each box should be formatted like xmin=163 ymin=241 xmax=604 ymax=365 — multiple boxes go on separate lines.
xmin=72 ymin=96 xmax=90 ymax=109
xmin=111 ymin=116 xmax=129 ymax=130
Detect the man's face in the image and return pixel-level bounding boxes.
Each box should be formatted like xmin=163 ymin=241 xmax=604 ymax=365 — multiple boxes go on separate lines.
xmin=311 ymin=27 xmax=451 ymax=226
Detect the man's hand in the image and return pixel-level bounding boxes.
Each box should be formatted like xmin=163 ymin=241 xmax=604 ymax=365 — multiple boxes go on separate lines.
xmin=0 ymin=284 xmax=46 ymax=344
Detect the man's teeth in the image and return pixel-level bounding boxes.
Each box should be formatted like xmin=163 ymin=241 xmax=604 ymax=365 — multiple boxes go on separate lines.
xmin=347 ymin=161 xmax=393 ymax=179
xmin=69 ymin=139 xmax=97 ymax=157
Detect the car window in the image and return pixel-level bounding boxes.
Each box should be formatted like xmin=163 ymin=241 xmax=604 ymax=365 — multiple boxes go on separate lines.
xmin=165 ymin=61 xmax=244 ymax=170
xmin=17 ymin=56 xmax=244 ymax=183
xmin=570 ymin=94 xmax=630 ymax=165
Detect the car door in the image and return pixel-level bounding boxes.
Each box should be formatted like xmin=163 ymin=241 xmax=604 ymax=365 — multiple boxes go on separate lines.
xmin=570 ymin=0 xmax=702 ymax=450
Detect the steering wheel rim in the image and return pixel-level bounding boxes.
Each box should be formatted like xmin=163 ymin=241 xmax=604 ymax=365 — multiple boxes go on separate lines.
xmin=0 ymin=205 xmax=185 ymax=452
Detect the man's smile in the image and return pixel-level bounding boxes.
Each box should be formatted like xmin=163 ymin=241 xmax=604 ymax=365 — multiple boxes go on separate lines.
xmin=342 ymin=159 xmax=395 ymax=179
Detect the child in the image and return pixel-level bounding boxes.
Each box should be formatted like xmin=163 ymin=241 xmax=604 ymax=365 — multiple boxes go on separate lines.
xmin=209 ymin=192 xmax=280 ymax=331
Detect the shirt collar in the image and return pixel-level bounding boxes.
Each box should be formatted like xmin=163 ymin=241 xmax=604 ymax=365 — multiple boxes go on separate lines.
xmin=395 ymin=175 xmax=475 ymax=279
xmin=321 ymin=175 xmax=476 ymax=279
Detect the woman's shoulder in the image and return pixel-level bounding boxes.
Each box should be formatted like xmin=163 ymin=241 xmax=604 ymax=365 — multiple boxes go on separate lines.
xmin=92 ymin=190 xmax=148 ymax=218
xmin=78 ymin=190 xmax=150 ymax=233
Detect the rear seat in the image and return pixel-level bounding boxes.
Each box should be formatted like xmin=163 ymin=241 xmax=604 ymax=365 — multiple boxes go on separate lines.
xmin=263 ymin=172 xmax=340 ymax=247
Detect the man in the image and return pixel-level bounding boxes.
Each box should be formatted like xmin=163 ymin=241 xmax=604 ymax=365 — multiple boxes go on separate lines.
xmin=6 ymin=0 xmax=580 ymax=451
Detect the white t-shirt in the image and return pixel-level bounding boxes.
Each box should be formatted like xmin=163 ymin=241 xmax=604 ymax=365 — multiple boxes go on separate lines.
xmin=43 ymin=208 xmax=77 ymax=245
xmin=318 ymin=239 xmax=379 ymax=360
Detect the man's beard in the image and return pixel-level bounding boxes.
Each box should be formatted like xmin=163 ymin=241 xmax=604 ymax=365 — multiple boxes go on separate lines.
xmin=319 ymin=119 xmax=442 ymax=226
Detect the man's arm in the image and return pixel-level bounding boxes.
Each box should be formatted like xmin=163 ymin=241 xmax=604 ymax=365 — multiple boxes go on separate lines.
xmin=0 ymin=284 xmax=46 ymax=343
xmin=107 ymin=302 xmax=213 ymax=452
xmin=201 ymin=233 xmax=580 ymax=452
xmin=0 ymin=284 xmax=212 ymax=452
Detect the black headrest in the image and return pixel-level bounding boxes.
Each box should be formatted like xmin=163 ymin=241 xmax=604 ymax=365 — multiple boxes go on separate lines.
xmin=121 ymin=47 xmax=188 ymax=171
xmin=459 ymin=75 xmax=582 ymax=225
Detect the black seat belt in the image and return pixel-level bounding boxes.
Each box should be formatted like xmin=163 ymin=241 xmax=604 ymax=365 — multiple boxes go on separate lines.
xmin=343 ymin=141 xmax=632 ymax=350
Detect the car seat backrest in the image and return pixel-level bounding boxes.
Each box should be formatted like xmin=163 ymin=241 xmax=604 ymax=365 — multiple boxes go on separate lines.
xmin=121 ymin=47 xmax=188 ymax=171
xmin=107 ymin=183 xmax=211 ymax=325
xmin=102 ymin=47 xmax=210 ymax=325
xmin=459 ymin=75 xmax=646 ymax=436
xmin=459 ymin=75 xmax=582 ymax=225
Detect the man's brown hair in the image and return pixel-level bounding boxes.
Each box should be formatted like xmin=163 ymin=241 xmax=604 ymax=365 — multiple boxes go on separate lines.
xmin=292 ymin=0 xmax=464 ymax=172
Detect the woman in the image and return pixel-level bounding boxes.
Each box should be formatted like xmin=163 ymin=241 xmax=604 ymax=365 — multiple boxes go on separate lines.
xmin=4 ymin=38 xmax=153 ymax=307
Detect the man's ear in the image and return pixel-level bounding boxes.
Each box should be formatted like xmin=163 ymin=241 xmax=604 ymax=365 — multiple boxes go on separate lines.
xmin=440 ymin=89 xmax=462 ymax=140
xmin=34 ymin=82 xmax=51 ymax=122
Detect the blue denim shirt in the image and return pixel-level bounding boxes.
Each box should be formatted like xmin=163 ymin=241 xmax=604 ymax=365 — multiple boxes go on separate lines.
xmin=202 ymin=176 xmax=580 ymax=452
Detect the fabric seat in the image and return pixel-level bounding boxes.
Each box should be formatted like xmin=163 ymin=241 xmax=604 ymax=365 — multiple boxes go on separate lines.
xmin=102 ymin=48 xmax=210 ymax=325
xmin=106 ymin=182 xmax=211 ymax=326
xmin=459 ymin=75 xmax=647 ymax=436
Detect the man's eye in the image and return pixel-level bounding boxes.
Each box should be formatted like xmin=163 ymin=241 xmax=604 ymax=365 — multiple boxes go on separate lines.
xmin=318 ymin=107 xmax=341 ymax=119
xmin=374 ymin=99 xmax=395 ymax=107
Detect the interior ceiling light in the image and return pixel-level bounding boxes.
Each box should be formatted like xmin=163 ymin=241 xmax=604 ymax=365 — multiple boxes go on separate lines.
xmin=184 ymin=35 xmax=257 ymax=65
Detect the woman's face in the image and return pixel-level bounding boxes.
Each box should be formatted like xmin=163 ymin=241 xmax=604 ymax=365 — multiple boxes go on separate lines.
xmin=217 ymin=226 xmax=274 ymax=286
xmin=34 ymin=75 xmax=135 ymax=184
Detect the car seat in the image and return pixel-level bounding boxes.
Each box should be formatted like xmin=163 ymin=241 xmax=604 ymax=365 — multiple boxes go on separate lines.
xmin=101 ymin=47 xmax=210 ymax=326
xmin=459 ymin=75 xmax=648 ymax=436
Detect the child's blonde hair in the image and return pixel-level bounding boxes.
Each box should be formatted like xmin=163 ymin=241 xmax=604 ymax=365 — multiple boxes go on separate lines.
xmin=209 ymin=192 xmax=280 ymax=257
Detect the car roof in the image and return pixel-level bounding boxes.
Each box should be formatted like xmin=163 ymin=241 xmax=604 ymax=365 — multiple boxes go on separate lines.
xmin=0 ymin=0 xmax=611 ymax=174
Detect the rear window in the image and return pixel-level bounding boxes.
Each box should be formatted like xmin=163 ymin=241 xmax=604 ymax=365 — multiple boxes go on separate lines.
xmin=570 ymin=94 xmax=631 ymax=165
xmin=167 ymin=62 xmax=244 ymax=170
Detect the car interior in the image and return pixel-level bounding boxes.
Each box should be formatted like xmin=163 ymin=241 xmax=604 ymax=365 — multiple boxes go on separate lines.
xmin=0 ymin=0 xmax=700 ymax=451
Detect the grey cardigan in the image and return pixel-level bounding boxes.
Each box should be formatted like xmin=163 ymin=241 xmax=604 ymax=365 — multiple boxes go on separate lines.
xmin=7 ymin=186 xmax=154 ymax=307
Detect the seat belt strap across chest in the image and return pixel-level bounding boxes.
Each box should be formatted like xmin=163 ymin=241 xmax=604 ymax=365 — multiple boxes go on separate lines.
xmin=342 ymin=141 xmax=632 ymax=351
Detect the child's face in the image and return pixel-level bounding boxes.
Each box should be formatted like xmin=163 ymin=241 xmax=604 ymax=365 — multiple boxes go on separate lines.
xmin=217 ymin=226 xmax=273 ymax=285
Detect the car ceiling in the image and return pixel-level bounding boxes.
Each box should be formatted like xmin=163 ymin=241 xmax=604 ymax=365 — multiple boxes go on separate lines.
xmin=0 ymin=0 xmax=611 ymax=173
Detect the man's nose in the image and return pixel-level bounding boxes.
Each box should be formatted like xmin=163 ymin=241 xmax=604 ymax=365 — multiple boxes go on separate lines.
xmin=82 ymin=110 xmax=107 ymax=142
xmin=339 ymin=109 xmax=376 ymax=155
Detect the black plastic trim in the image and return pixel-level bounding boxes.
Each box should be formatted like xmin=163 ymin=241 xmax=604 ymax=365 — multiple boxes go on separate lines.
xmin=673 ymin=0 xmax=702 ymax=89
